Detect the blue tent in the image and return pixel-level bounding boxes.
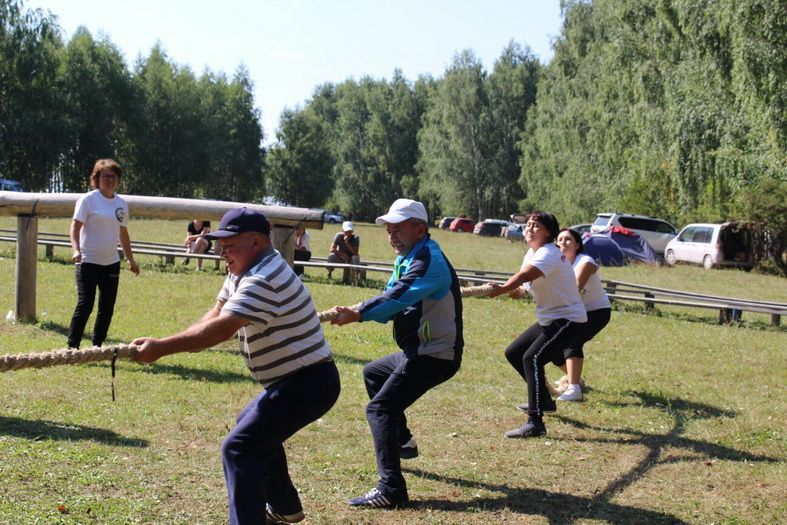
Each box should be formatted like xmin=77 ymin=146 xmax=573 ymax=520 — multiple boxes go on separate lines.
xmin=583 ymin=234 xmax=626 ymax=266
xmin=582 ymin=227 xmax=657 ymax=266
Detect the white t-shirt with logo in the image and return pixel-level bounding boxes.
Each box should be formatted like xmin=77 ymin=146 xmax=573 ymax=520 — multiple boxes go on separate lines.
xmin=573 ymin=254 xmax=612 ymax=312
xmin=73 ymin=190 xmax=129 ymax=265
xmin=522 ymin=243 xmax=587 ymax=326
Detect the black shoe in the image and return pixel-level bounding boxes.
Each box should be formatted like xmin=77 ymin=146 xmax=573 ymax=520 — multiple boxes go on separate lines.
xmin=265 ymin=503 xmax=304 ymax=524
xmin=348 ymin=487 xmax=408 ymax=508
xmin=505 ymin=420 xmax=547 ymax=438
xmin=516 ymin=396 xmax=556 ymax=413
xmin=399 ymin=438 xmax=419 ymax=459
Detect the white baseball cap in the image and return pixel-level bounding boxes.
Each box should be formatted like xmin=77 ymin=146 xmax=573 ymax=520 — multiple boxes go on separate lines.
xmin=375 ymin=198 xmax=429 ymax=225
xmin=341 ymin=221 xmax=354 ymax=231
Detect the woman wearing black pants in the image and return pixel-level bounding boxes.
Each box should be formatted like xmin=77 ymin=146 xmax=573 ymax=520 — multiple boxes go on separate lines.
xmin=67 ymin=159 xmax=139 ymax=349
xmin=488 ymin=211 xmax=587 ymax=438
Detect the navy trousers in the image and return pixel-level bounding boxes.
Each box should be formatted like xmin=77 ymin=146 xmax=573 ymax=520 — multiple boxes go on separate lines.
xmin=363 ymin=352 xmax=460 ymax=497
xmin=67 ymin=261 xmax=120 ymax=349
xmin=222 ymin=360 xmax=340 ymax=525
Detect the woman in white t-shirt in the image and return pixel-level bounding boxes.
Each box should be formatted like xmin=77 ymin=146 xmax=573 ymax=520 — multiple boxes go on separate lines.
xmin=552 ymin=228 xmax=612 ymax=402
xmin=67 ymin=159 xmax=139 ymax=349
xmin=488 ymin=211 xmax=587 ymax=438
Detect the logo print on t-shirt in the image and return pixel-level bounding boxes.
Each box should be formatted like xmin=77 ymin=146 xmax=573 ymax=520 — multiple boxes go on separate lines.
xmin=115 ymin=207 xmax=125 ymax=223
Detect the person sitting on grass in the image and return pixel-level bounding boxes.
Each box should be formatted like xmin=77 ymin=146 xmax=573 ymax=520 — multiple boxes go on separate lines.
xmin=132 ymin=208 xmax=340 ymax=525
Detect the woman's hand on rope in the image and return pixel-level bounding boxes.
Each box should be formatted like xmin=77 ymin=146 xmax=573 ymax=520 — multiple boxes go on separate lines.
xmin=130 ymin=337 xmax=163 ymax=363
xmin=486 ymin=283 xmax=507 ymax=299
xmin=330 ymin=306 xmax=361 ymax=326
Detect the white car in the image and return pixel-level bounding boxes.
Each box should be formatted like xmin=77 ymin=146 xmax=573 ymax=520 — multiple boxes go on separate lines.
xmin=591 ymin=213 xmax=677 ymax=255
xmin=665 ymin=222 xmax=754 ymax=270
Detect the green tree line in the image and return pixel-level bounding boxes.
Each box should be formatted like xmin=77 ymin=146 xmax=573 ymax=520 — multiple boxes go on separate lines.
xmin=2 ymin=0 xmax=785 ymax=268
xmin=1 ymin=0 xmax=263 ymax=201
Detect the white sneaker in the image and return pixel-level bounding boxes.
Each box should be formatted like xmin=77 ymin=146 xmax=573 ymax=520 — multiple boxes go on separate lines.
xmin=557 ymin=385 xmax=583 ymax=402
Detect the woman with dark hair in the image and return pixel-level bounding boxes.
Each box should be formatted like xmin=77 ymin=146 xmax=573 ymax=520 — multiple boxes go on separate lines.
xmin=488 ymin=211 xmax=587 ymax=438
xmin=67 ymin=159 xmax=139 ymax=349
xmin=552 ymin=228 xmax=612 ymax=402
xmin=184 ymin=219 xmax=212 ymax=271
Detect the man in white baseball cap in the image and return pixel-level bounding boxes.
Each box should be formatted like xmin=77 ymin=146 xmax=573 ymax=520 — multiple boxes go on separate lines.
xmin=331 ymin=198 xmax=464 ymax=509
xmin=374 ymin=198 xmax=429 ymax=225
xmin=327 ymin=220 xmax=361 ymax=282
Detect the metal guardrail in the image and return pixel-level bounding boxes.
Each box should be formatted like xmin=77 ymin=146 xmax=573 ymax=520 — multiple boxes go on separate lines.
xmin=1 ymin=231 xmax=783 ymax=326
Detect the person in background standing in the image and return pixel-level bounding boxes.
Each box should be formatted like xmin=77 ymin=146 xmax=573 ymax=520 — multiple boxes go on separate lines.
xmin=67 ymin=159 xmax=139 ymax=349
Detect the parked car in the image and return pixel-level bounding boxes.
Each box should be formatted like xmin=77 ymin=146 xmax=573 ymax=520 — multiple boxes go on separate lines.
xmin=665 ymin=222 xmax=754 ymax=270
xmin=449 ymin=218 xmax=474 ymax=233
xmin=0 ymin=178 xmax=24 ymax=192
xmin=473 ymin=218 xmax=509 ymax=237
xmin=502 ymin=222 xmax=524 ymax=242
xmin=590 ymin=213 xmax=677 ymax=254
xmin=323 ymin=211 xmax=346 ymax=224
xmin=570 ymin=223 xmax=592 ymax=235
xmin=438 ymin=216 xmax=456 ymax=230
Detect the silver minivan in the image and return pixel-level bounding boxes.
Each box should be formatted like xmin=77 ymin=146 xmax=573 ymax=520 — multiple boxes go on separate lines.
xmin=664 ymin=222 xmax=754 ymax=270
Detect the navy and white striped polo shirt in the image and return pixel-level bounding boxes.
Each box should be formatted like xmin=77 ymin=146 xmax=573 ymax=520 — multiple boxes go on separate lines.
xmin=218 ymin=246 xmax=332 ymax=388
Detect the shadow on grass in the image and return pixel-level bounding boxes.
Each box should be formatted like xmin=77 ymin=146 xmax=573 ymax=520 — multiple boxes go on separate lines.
xmin=405 ymin=468 xmax=687 ymax=524
xmin=0 ymin=415 xmax=147 ymax=447
xmin=551 ymin=390 xmax=778 ymax=502
xmin=405 ymin=391 xmax=774 ymax=524
xmin=138 ymin=362 xmax=254 ymax=384
xmin=36 ymin=320 xmax=70 ymax=338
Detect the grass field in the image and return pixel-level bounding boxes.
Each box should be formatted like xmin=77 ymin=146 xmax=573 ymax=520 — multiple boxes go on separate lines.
xmin=0 ymin=217 xmax=785 ymax=524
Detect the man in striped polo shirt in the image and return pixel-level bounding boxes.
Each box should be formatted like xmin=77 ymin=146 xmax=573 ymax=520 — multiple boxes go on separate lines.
xmin=331 ymin=198 xmax=463 ymax=509
xmin=132 ymin=207 xmax=340 ymax=525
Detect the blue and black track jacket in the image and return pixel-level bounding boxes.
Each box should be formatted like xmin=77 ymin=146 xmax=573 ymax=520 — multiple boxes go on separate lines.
xmin=359 ymin=235 xmax=463 ymax=362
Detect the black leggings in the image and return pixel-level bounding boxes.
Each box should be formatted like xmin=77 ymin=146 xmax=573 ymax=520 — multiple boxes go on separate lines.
xmin=554 ymin=307 xmax=612 ymax=364
xmin=67 ymin=261 xmax=121 ymax=348
xmin=504 ymin=319 xmax=585 ymax=417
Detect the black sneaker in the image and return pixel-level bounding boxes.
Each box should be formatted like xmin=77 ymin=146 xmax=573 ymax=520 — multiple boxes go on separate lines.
xmin=348 ymin=487 xmax=408 ymax=508
xmin=265 ymin=503 xmax=304 ymax=524
xmin=399 ymin=438 xmax=419 ymax=459
xmin=516 ymin=396 xmax=557 ymax=413
xmin=505 ymin=420 xmax=547 ymax=438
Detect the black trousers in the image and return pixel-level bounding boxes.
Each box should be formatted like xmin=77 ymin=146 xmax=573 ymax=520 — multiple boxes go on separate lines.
xmin=363 ymin=352 xmax=460 ymax=497
xmin=504 ymin=319 xmax=586 ymax=417
xmin=293 ymin=249 xmax=311 ymax=276
xmin=67 ymin=261 xmax=121 ymax=348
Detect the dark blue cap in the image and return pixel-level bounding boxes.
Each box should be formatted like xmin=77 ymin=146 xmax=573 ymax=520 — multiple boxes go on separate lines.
xmin=205 ymin=208 xmax=270 ymax=239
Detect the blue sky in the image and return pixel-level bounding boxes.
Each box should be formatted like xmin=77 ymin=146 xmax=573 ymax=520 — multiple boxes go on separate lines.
xmin=27 ymin=0 xmax=563 ymax=144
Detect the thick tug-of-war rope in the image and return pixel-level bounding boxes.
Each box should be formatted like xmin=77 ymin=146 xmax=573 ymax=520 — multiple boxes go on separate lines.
xmin=0 ymin=344 xmax=139 ymax=373
xmin=1 ymin=284 xmax=499 ymax=373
